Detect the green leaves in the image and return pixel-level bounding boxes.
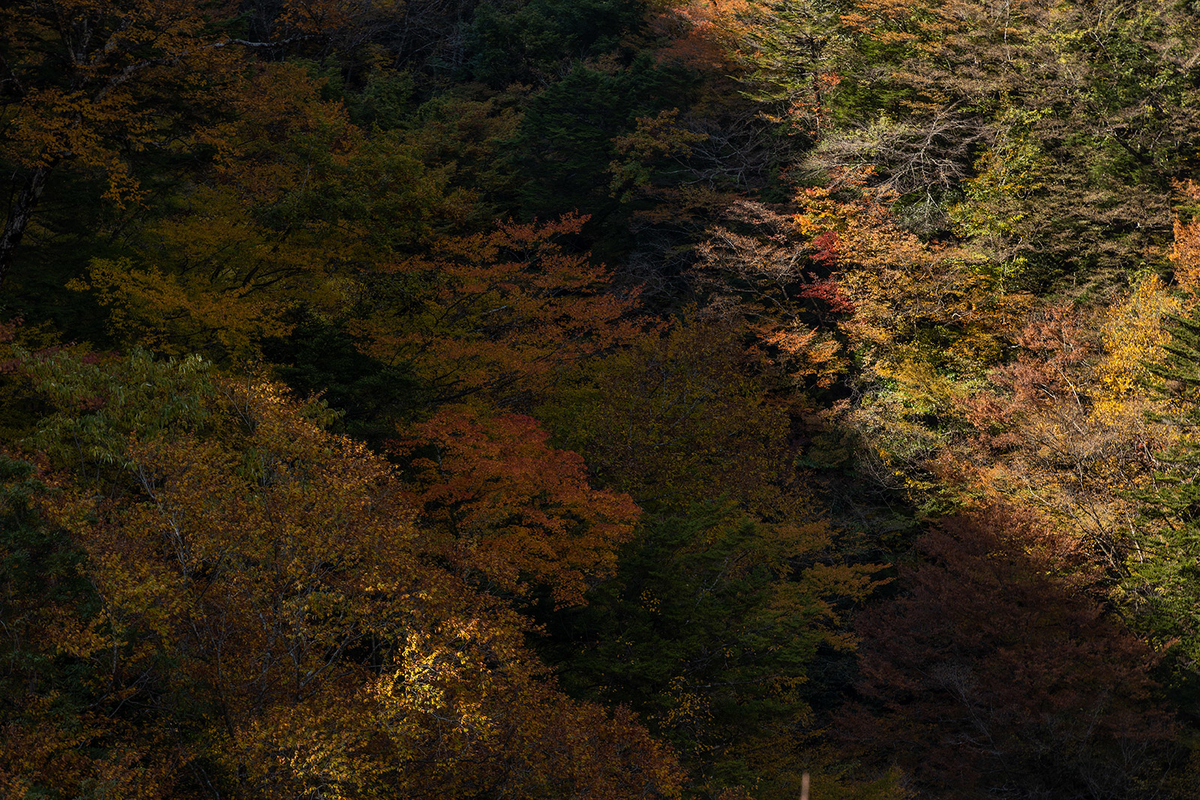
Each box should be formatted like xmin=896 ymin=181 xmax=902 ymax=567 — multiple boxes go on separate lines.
xmin=552 ymin=502 xmax=880 ymax=797
xmin=1 ymin=348 xmax=686 ymax=799
xmin=21 ymin=348 xmax=215 ymax=477
xmin=1125 ymin=306 xmax=1200 ymax=708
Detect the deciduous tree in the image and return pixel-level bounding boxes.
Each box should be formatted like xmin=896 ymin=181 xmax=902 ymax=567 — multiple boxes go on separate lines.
xmin=393 ymin=404 xmax=642 ymax=609
xmin=844 ymin=505 xmax=1174 ymax=798
xmin=5 ymin=348 xmax=685 ymax=799
xmin=0 ymin=0 xmax=247 ymax=288
xmin=354 ymin=213 xmax=644 ymax=407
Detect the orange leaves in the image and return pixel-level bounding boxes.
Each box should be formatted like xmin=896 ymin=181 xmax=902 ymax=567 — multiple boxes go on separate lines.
xmin=933 ymin=298 xmax=1174 ymax=558
xmin=396 ymin=404 xmax=641 ymax=607
xmin=0 ymin=0 xmax=241 ymax=192
xmin=278 ymin=0 xmax=359 ymax=34
xmin=7 ymin=349 xmax=682 ymax=799
xmin=358 ymin=214 xmax=644 ymax=403
xmin=0 ymin=711 xmax=183 ymax=800
xmin=1171 ymin=215 xmax=1200 ymax=301
xmin=647 ymin=0 xmax=751 ymax=73
xmin=696 ymin=200 xmax=846 ymax=386
xmin=696 ymin=186 xmax=1020 ymax=391
xmin=1171 ymin=181 xmax=1200 ymax=302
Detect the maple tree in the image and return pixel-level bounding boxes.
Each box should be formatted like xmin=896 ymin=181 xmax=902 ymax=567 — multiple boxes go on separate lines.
xmin=393 ymin=403 xmax=642 ymax=609
xmin=353 ymin=213 xmax=644 ymax=407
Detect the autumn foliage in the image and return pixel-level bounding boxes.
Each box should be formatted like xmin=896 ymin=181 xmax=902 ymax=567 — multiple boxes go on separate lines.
xmin=394 ymin=404 xmax=641 ymax=608
xmin=0 ymin=351 xmax=682 ymax=799
xmin=844 ymin=506 xmax=1174 ymax=798
xmin=8 ymin=0 xmax=1200 ymax=794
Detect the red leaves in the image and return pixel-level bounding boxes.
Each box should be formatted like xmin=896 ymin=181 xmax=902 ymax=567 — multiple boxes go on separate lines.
xmin=808 ymin=230 xmax=840 ymax=266
xmin=394 ymin=405 xmax=641 ymax=608
xmin=798 ymin=276 xmax=855 ymax=313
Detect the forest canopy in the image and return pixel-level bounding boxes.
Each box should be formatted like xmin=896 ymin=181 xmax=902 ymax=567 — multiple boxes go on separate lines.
xmin=3 ymin=0 xmax=1200 ymax=797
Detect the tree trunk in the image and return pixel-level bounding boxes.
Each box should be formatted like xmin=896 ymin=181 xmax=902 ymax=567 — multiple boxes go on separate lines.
xmin=0 ymin=164 xmax=51 ymax=292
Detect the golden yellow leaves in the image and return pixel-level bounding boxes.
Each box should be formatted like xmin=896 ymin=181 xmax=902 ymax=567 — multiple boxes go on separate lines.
xmin=1095 ymin=274 xmax=1181 ymax=410
xmin=8 ymin=350 xmax=683 ymax=798
xmin=1 ymin=0 xmax=243 ymax=200
xmin=72 ymin=258 xmax=293 ymax=360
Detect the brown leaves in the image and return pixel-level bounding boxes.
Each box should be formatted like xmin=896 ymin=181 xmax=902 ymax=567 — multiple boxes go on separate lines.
xmin=695 ymin=199 xmax=846 ymax=386
xmin=1171 ymin=180 xmax=1200 ymax=303
xmin=937 ymin=291 xmax=1178 ymax=561
xmin=0 ymin=0 xmax=242 ymax=199
xmin=843 ymin=505 xmax=1174 ymax=798
xmin=15 ymin=360 xmax=681 ymax=798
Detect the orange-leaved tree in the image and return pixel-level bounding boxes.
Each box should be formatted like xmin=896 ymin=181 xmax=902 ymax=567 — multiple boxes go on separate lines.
xmin=353 ymin=213 xmax=646 ymax=406
xmin=393 ymin=404 xmax=642 ymax=608
xmin=935 ymin=280 xmax=1182 ymax=565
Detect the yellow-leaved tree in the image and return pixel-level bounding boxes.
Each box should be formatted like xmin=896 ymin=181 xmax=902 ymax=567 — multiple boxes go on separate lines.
xmin=2 ymin=347 xmax=683 ymax=799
